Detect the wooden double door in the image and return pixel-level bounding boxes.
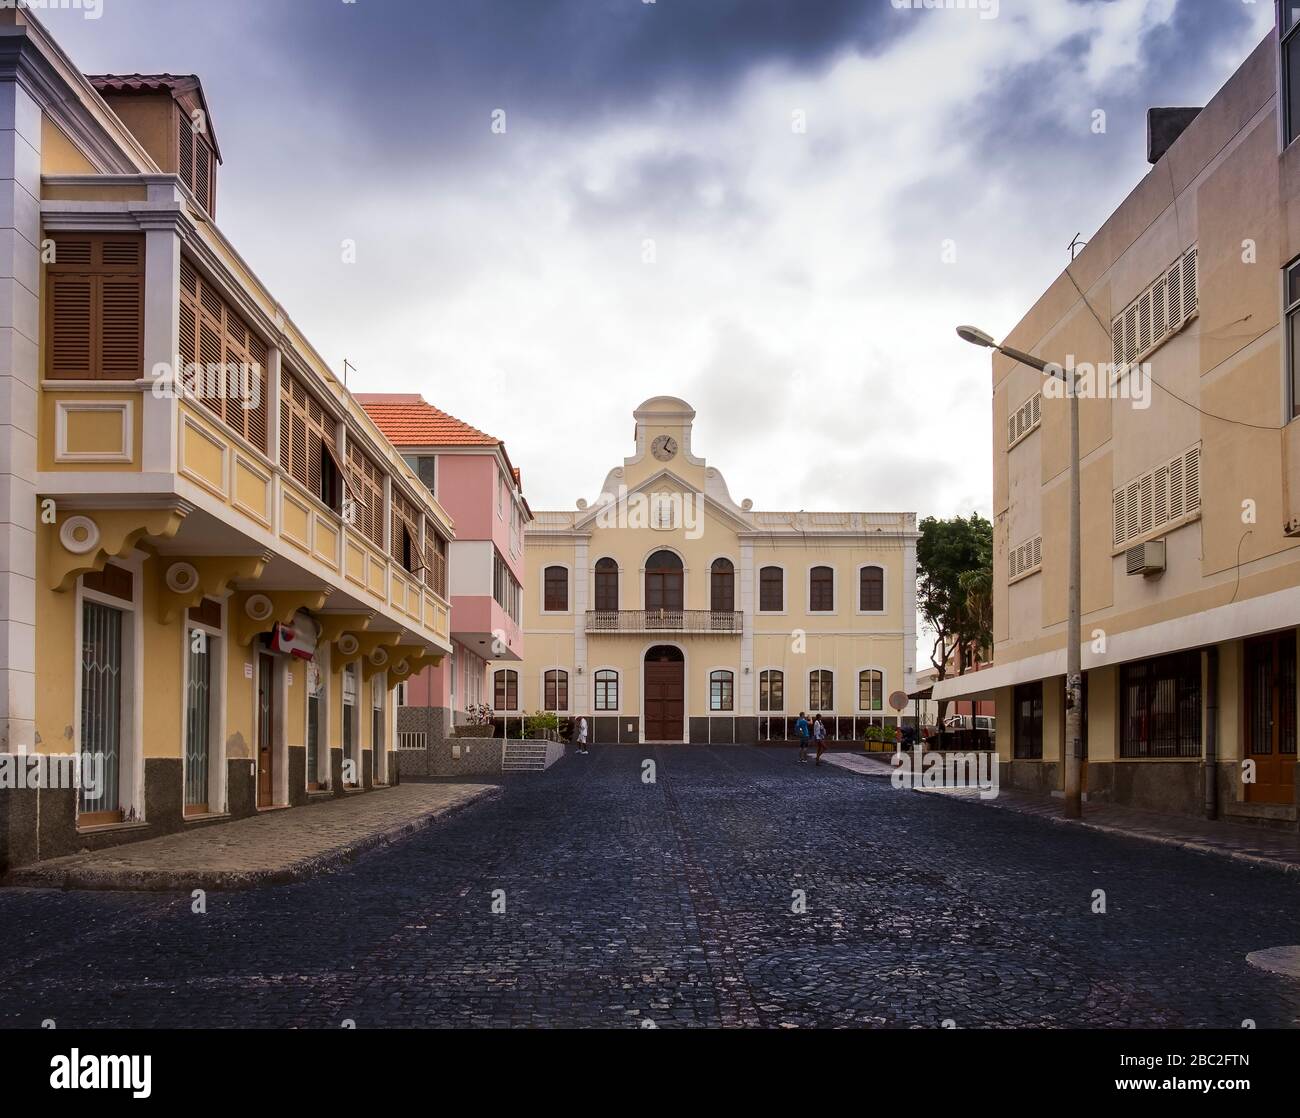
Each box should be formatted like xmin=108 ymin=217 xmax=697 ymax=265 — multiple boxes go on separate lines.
xmin=644 ymin=646 xmax=684 ymax=742
xmin=1244 ymin=631 xmax=1297 ymax=804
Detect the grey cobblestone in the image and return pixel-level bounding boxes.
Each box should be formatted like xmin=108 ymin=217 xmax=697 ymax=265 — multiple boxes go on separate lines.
xmin=0 ymin=745 xmax=1298 ymax=1028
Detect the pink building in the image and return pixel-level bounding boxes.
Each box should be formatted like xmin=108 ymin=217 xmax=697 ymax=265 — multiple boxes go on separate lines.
xmin=359 ymin=395 xmax=529 ymax=737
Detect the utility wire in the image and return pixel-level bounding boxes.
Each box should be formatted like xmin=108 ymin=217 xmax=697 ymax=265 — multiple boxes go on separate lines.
xmin=1059 ymin=265 xmax=1284 ymax=432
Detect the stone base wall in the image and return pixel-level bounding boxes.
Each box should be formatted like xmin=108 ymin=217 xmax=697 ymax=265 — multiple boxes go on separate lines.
xmin=0 ymin=748 xmax=401 ymax=875
xmin=396 ymin=737 xmax=506 ymax=778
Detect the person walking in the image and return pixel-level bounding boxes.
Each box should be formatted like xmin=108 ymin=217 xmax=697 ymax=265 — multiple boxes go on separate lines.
xmin=813 ymin=714 xmax=827 ymax=765
xmin=795 ymin=711 xmax=810 ymax=763
xmin=576 ymin=715 xmax=589 ymax=755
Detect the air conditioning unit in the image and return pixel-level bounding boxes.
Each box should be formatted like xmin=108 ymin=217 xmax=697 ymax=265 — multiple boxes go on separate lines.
xmin=1126 ymin=539 xmax=1165 ymax=576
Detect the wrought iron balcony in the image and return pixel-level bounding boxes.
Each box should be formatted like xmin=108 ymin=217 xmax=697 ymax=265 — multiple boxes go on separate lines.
xmin=585 ymin=609 xmax=742 ymax=634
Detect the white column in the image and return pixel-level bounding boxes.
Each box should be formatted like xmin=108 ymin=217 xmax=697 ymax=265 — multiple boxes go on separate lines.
xmin=739 ymin=537 xmax=754 ymax=715
xmin=0 ymin=80 xmax=40 ymax=754
xmin=903 ymin=517 xmax=918 ymax=694
xmin=573 ymin=536 xmax=588 ymax=713
xmin=140 ymin=203 xmax=180 ymax=475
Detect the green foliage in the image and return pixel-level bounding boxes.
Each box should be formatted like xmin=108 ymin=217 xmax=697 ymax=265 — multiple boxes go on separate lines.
xmin=523 ymin=711 xmax=560 ymax=739
xmin=863 ymin=724 xmax=895 ymax=744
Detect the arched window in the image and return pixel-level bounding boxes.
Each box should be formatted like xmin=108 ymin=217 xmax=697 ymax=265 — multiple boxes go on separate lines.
xmin=809 ymin=566 xmax=834 ymax=612
xmin=710 ymin=558 xmax=735 ymax=613
xmin=544 ymin=668 xmax=569 ymax=711
xmin=759 ymin=669 xmax=784 ymax=712
xmin=594 ymin=557 xmax=619 ymax=612
xmin=645 ymin=549 xmax=684 ymax=611
xmin=759 ymin=565 xmax=783 ymax=611
xmin=543 ymin=565 xmax=568 ymax=612
xmin=710 ymin=669 xmax=734 ymax=711
xmin=858 ymin=669 xmax=883 ymax=711
xmin=860 ymin=565 xmax=884 ymax=611
xmin=594 ymin=669 xmax=619 ymax=711
xmin=809 ymin=669 xmax=833 ymax=711
xmin=493 ymin=668 xmax=518 ymax=710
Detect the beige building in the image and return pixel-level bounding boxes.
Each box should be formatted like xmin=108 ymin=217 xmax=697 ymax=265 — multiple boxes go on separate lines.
xmin=510 ymin=397 xmax=917 ymax=744
xmin=936 ymin=15 xmax=1300 ymax=827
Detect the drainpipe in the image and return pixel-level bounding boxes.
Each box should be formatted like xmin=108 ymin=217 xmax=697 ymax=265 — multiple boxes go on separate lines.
xmin=1204 ymin=646 xmax=1218 ymax=820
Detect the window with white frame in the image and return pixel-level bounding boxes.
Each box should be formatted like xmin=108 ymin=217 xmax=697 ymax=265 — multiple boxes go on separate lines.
xmin=1111 ymin=444 xmax=1201 ymax=550
xmin=544 ymin=668 xmax=569 ymax=712
xmin=858 ymin=669 xmax=883 ymax=712
xmin=1007 ymin=392 xmax=1041 ymax=448
xmin=1284 ymin=5 xmax=1300 ymax=148
xmin=1009 ymin=536 xmax=1042 ymax=581
xmin=1110 ymin=246 xmax=1198 ymax=368
xmin=710 ymin=669 xmax=734 ymax=711
xmin=594 ymin=669 xmax=618 ymax=710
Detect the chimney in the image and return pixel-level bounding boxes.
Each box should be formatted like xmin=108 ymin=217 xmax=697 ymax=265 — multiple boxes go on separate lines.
xmin=1147 ymin=107 xmax=1201 ymax=165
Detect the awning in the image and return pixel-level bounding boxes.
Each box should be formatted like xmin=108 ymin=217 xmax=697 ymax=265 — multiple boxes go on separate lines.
xmin=931 ymin=581 xmax=1300 ymax=702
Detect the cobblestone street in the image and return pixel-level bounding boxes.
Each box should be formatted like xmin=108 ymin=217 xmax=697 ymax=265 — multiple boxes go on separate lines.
xmin=3 ymin=745 xmax=1299 ymax=1029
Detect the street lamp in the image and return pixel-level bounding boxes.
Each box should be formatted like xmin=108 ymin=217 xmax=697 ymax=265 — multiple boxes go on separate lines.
xmin=957 ymin=325 xmax=1082 ymax=820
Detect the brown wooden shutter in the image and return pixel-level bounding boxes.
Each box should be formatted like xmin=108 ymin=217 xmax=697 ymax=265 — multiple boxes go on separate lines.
xmin=178 ymin=258 xmax=269 ymax=453
xmin=345 ymin=440 xmax=385 ymax=550
xmin=46 ymin=233 xmax=144 ymax=381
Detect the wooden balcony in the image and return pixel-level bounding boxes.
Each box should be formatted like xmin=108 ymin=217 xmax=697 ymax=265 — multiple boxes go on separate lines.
xmin=586 ymin=609 xmax=742 ymax=635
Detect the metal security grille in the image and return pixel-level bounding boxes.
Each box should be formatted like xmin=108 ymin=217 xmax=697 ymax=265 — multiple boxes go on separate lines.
xmin=342 ymin=666 xmax=357 ymax=780
xmin=184 ymin=629 xmax=211 ymax=808
xmin=371 ymin=680 xmax=384 ymax=780
xmin=1120 ymin=651 xmax=1202 ymax=758
xmin=307 ymin=661 xmax=323 ymax=786
xmin=80 ymin=601 xmax=122 ymax=815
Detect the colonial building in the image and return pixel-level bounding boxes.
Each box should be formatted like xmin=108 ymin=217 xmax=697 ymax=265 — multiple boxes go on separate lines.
xmin=936 ymin=10 xmax=1300 ymax=826
xmin=0 ymin=11 xmax=453 ymax=871
xmin=359 ymin=394 xmax=531 ymax=738
xmin=512 ymin=397 xmax=917 ymax=743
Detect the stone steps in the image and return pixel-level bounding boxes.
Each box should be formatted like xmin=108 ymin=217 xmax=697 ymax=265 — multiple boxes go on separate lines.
xmin=501 ymin=741 xmax=558 ymax=773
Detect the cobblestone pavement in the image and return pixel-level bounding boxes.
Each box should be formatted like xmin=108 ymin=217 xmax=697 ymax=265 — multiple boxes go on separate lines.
xmin=2 ymin=744 xmax=1299 ymax=1029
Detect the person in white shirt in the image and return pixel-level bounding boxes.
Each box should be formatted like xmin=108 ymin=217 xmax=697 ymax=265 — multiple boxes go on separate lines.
xmin=577 ymin=716 xmax=589 ymax=755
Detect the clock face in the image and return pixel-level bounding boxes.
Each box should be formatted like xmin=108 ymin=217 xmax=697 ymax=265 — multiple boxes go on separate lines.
xmin=651 ymin=435 xmax=678 ymax=461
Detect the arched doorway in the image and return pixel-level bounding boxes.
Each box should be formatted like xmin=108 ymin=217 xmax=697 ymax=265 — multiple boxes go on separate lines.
xmin=644 ymin=645 xmax=685 ymax=742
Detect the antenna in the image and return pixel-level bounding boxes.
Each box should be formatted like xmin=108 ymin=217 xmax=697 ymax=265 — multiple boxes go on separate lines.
xmin=343 ymin=358 xmax=355 ymax=388
xmin=1068 ymin=233 xmax=1088 ymax=260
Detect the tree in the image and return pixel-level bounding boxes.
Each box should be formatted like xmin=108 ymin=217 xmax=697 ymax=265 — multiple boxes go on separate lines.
xmin=916 ymin=512 xmax=993 ymax=724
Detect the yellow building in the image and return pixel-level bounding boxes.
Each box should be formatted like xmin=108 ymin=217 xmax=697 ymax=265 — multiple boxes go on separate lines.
xmin=0 ymin=12 xmax=452 ymax=870
xmin=936 ymin=16 xmax=1300 ymax=826
xmin=510 ymin=397 xmax=917 ymax=744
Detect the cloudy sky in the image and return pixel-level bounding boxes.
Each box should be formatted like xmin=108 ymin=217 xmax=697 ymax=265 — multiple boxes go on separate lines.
xmin=44 ymin=0 xmax=1274 ymax=518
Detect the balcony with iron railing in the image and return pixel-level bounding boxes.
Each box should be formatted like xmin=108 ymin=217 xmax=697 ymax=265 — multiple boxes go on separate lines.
xmin=586 ymin=609 xmax=742 ymax=634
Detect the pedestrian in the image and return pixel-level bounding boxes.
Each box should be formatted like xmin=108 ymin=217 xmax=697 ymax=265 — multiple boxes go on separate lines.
xmin=813 ymin=713 xmax=827 ymax=765
xmin=795 ymin=711 xmax=810 ymax=763
xmin=577 ymin=715 xmax=589 ymax=755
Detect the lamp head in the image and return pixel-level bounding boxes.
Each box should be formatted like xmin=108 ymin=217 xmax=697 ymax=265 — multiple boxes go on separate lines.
xmin=956 ymin=325 xmax=997 ymax=348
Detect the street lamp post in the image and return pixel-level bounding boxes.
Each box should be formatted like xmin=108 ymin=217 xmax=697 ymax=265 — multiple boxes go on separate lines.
xmin=957 ymin=326 xmax=1082 ymax=820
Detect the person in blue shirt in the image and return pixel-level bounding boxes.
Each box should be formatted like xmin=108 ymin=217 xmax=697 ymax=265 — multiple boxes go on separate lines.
xmin=795 ymin=712 xmax=811 ymax=764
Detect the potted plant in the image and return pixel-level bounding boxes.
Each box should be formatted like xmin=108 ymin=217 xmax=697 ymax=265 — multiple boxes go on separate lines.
xmin=453 ymin=703 xmax=498 ymax=738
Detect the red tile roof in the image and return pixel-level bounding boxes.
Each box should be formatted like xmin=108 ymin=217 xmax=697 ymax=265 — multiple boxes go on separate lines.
xmin=88 ymin=74 xmax=223 ymax=161
xmin=357 ymin=394 xmax=500 ymax=448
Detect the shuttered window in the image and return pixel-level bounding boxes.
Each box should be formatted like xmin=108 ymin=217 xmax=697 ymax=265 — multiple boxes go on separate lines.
xmin=1110 ymin=246 xmax=1198 ymax=367
xmin=423 ymin=527 xmax=448 ymax=598
xmin=279 ymin=367 xmax=343 ymax=510
xmin=1009 ymin=535 xmax=1043 ymax=580
xmin=1007 ymin=392 xmax=1042 ymax=448
xmin=46 ymin=233 xmax=143 ymax=381
xmin=178 ymin=113 xmax=216 ymax=215
xmin=390 ymin=487 xmax=423 ymax=572
xmin=344 ymin=439 xmax=385 ymax=550
xmin=178 ymin=257 xmax=268 ymax=453
xmin=1111 ymin=444 xmax=1201 ymax=549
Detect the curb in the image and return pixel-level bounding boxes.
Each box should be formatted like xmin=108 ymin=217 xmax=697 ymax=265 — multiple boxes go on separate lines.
xmin=924 ymin=789 xmax=1300 ymax=876
xmin=7 ymin=785 xmax=503 ymax=893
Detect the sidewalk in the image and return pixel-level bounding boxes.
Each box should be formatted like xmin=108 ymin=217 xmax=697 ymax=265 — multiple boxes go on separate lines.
xmin=826 ymin=750 xmax=1300 ymax=875
xmin=5 ymin=781 xmax=499 ymax=892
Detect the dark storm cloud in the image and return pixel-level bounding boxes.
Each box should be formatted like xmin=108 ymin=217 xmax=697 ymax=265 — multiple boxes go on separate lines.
xmin=258 ymin=0 xmax=905 ymax=155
